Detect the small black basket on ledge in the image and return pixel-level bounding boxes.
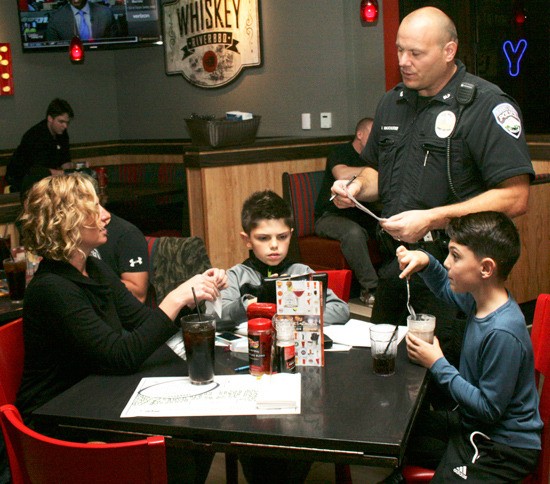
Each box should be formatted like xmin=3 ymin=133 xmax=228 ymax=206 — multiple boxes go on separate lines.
xmin=185 ymin=115 xmax=261 ymax=148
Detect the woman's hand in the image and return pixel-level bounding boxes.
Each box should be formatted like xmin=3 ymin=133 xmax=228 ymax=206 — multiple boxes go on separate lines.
xmin=203 ymin=268 xmax=228 ymax=292
xmin=396 ymin=245 xmax=430 ymax=279
xmin=177 ymin=268 xmax=228 ymax=306
xmin=159 ymin=268 xmax=228 ymax=320
xmin=406 ymin=333 xmax=443 ymax=369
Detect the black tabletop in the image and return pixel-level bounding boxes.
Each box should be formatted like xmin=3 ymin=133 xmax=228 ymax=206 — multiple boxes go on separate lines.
xmin=33 ymin=342 xmax=428 ymax=467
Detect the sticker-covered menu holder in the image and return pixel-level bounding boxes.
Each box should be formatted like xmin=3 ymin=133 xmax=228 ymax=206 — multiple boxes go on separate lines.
xmin=275 ymin=279 xmax=324 ymax=367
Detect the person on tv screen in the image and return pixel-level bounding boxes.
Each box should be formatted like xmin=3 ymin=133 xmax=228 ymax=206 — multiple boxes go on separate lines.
xmin=46 ymin=0 xmax=119 ymax=41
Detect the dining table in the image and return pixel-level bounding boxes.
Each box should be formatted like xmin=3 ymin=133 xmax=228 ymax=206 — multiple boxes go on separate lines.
xmin=33 ymin=338 xmax=429 ymax=479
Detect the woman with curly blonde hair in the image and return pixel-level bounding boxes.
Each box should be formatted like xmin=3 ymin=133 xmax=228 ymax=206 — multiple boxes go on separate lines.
xmin=20 ymin=173 xmax=108 ymax=262
xmin=11 ymin=173 xmax=227 ymax=482
xmin=16 ymin=173 xmax=227 ymax=421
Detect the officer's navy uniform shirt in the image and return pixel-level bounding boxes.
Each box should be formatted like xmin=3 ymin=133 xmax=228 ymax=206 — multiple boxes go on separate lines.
xmin=362 ymin=60 xmax=535 ymax=218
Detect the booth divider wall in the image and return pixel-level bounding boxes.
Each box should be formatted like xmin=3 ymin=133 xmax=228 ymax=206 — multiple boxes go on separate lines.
xmin=0 ymin=137 xmax=547 ymax=303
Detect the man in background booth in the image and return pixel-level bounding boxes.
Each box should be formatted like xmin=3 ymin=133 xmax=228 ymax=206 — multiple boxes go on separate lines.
xmin=314 ymin=117 xmax=379 ymax=306
xmin=6 ymin=98 xmax=73 ymax=195
xmin=46 ymin=0 xmax=119 ymax=41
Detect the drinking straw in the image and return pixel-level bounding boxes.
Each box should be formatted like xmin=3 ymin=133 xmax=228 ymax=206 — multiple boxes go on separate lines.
xmin=191 ymin=287 xmax=202 ymax=321
xmin=383 ymin=325 xmax=399 ymax=355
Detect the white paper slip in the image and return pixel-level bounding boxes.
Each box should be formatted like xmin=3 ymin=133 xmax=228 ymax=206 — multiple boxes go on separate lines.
xmin=325 ymin=343 xmax=352 ymax=352
xmin=226 ymin=111 xmax=253 ymax=120
xmin=229 ymin=338 xmax=248 ymax=353
xmin=121 ymin=375 xmax=301 ymax=418
xmin=345 ymin=190 xmax=383 ymax=222
xmin=235 ymin=321 xmax=248 ymax=336
xmin=324 ymin=319 xmax=407 ymax=348
xmin=205 ymin=298 xmax=222 ymax=318
xmin=256 ymin=373 xmax=301 ymax=410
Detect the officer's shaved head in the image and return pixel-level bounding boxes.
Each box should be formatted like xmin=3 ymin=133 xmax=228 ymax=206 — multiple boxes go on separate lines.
xmin=396 ymin=6 xmax=458 ymax=96
xmin=400 ymin=7 xmax=458 ymax=48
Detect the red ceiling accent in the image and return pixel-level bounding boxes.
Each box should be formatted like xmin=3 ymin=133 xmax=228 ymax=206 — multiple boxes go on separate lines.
xmin=360 ymin=0 xmax=379 ymax=23
xmin=69 ymin=36 xmax=85 ymax=63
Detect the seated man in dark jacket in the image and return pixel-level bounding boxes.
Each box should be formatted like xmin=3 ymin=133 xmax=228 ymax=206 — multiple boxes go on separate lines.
xmin=6 ymin=98 xmax=73 ymax=195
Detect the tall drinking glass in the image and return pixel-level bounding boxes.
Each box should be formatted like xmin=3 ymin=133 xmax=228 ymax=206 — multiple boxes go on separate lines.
xmin=181 ymin=315 xmax=216 ymax=385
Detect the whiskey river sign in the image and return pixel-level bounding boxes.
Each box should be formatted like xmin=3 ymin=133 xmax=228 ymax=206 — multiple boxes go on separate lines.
xmin=163 ymin=0 xmax=262 ymax=88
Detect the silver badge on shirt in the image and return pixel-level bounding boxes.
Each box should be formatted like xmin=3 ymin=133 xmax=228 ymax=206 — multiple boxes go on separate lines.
xmin=435 ymin=110 xmax=457 ymax=138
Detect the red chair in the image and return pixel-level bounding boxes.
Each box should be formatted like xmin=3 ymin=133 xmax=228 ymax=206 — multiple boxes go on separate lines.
xmin=0 ymin=403 xmax=168 ymax=484
xmin=524 ymin=293 xmax=550 ymax=484
xmin=403 ymin=293 xmax=550 ymax=484
xmin=282 ymin=171 xmax=381 ymax=272
xmin=401 ymin=465 xmax=436 ymax=483
xmin=318 ymin=269 xmax=353 ymax=302
xmin=0 ymin=317 xmax=24 ymax=406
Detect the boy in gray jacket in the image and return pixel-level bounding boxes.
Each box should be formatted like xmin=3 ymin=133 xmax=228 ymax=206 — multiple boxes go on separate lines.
xmin=221 ymin=190 xmax=350 ymax=325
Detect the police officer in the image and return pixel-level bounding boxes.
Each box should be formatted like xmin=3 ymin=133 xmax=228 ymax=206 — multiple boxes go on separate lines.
xmin=331 ymin=6 xmax=534 ymax=372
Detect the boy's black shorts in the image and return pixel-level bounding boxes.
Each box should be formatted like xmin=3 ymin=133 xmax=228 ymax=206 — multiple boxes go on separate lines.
xmin=432 ymin=429 xmax=540 ymax=483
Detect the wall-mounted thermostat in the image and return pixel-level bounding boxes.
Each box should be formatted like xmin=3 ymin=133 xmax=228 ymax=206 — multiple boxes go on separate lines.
xmin=320 ymin=112 xmax=332 ymax=129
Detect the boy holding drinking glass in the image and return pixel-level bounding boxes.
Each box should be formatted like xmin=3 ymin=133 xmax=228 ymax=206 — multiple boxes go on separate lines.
xmin=393 ymin=211 xmax=541 ymax=482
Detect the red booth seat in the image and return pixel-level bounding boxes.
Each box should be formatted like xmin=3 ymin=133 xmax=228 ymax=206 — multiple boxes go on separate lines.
xmin=282 ymin=170 xmax=381 ymax=272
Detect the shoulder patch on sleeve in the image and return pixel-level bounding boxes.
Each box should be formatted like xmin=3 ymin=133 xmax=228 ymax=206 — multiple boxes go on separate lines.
xmin=492 ymin=103 xmax=522 ymax=139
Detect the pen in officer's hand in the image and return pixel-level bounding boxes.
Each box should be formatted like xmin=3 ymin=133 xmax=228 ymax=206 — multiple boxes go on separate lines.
xmin=330 ymin=175 xmax=358 ymax=202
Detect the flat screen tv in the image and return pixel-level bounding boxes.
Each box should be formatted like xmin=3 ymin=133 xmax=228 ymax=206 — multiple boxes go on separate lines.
xmin=16 ymin=0 xmax=162 ymax=52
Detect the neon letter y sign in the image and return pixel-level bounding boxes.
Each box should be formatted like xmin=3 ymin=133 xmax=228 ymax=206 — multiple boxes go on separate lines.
xmin=503 ymin=39 xmax=527 ymax=77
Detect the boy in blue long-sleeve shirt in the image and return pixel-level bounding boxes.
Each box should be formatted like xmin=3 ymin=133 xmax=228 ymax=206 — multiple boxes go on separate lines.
xmin=395 ymin=211 xmax=542 ymax=482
